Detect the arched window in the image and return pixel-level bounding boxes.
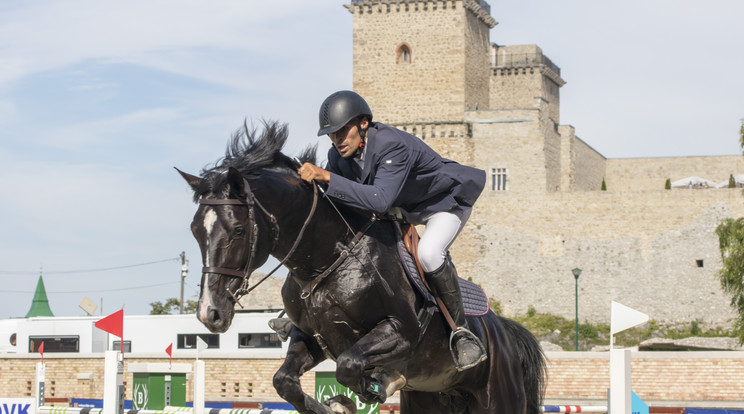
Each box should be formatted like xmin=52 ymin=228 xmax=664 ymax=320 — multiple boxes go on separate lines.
xmin=396 ymin=43 xmax=412 ymax=64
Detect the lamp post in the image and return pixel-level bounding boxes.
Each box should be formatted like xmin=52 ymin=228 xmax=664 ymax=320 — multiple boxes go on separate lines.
xmin=572 ymin=267 xmax=582 ymax=351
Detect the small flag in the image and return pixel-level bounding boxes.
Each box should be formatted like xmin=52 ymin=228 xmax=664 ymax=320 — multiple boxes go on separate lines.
xmin=196 ymin=336 xmax=208 ymax=360
xmin=95 ymin=309 xmax=124 ymax=353
xmin=166 ymin=343 xmax=173 ymax=366
xmin=611 ymin=301 xmax=649 ymax=335
xmin=38 ymin=341 xmax=44 ymax=363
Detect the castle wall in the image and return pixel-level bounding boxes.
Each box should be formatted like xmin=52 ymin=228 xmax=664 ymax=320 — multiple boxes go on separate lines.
xmin=347 ymin=0 xmax=744 ymax=329
xmin=606 ymin=156 xmax=744 ymax=191
xmin=452 ymin=189 xmax=743 ymax=325
xmin=464 ymin=3 xmax=493 ymax=112
xmin=467 ymin=109 xmax=549 ymax=193
xmin=566 ymin=129 xmax=607 ymax=192
xmin=490 ymin=44 xmax=564 ymax=123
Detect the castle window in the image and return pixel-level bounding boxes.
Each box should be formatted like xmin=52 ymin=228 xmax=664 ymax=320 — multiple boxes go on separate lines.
xmin=396 ymin=43 xmax=412 ymax=64
xmin=492 ymin=168 xmax=508 ymax=191
xmin=696 ymin=259 xmax=704 ymax=268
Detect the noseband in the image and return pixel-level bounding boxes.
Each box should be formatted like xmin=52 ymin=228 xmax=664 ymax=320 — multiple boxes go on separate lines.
xmin=199 ymin=177 xmax=319 ymax=304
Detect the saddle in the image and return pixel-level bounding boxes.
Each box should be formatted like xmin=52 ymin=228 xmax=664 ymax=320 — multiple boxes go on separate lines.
xmin=396 ymin=222 xmax=489 ymax=317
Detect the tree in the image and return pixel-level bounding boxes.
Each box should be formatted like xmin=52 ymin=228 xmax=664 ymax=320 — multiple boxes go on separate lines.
xmin=715 ymin=218 xmax=744 ymax=343
xmin=150 ymin=297 xmax=198 ymax=315
xmin=715 ymin=120 xmax=744 ymax=344
xmin=665 ymin=178 xmax=671 ymax=190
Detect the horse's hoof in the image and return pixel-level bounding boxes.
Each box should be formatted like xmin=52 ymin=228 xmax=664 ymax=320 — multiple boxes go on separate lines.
xmin=323 ymin=395 xmax=356 ymax=414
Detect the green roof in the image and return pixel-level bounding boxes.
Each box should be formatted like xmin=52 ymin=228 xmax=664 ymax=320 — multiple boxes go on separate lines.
xmin=25 ymin=275 xmax=54 ymax=318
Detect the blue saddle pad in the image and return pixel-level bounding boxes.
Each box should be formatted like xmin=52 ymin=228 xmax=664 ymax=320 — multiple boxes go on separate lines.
xmin=393 ymin=223 xmax=490 ymax=317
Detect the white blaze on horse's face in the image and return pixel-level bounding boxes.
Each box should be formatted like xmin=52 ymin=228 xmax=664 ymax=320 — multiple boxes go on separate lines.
xmin=197 ymin=209 xmax=219 ymax=322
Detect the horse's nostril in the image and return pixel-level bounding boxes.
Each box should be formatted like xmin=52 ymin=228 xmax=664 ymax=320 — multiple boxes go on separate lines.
xmin=208 ymin=308 xmax=221 ymax=324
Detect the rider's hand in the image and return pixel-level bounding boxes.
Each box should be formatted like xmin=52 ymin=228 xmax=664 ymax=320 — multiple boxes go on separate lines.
xmin=298 ymin=162 xmax=330 ymax=184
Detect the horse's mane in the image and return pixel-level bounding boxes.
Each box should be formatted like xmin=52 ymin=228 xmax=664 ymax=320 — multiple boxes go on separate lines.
xmin=193 ymin=120 xmax=317 ymax=202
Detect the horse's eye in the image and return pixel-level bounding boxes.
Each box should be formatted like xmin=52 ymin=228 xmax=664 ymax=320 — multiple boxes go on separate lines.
xmin=234 ymin=227 xmax=245 ymax=238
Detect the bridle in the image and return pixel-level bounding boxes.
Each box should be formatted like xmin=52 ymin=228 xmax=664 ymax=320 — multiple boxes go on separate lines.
xmin=199 ymin=177 xmax=319 ymax=305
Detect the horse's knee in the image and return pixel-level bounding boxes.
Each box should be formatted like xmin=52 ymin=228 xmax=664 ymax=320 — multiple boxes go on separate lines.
xmin=273 ymin=368 xmax=295 ymax=395
xmin=335 ymin=346 xmax=364 ymax=387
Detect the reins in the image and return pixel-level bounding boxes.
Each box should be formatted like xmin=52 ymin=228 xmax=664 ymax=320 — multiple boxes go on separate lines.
xmin=199 ymin=172 xmax=386 ymax=308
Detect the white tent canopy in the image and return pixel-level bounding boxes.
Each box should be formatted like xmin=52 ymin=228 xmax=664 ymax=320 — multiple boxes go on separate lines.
xmin=671 ymin=176 xmax=718 ymax=189
xmin=715 ymin=174 xmax=744 ymax=188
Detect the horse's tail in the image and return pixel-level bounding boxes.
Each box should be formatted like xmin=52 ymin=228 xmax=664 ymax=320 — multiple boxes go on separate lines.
xmin=498 ymin=315 xmax=547 ymax=414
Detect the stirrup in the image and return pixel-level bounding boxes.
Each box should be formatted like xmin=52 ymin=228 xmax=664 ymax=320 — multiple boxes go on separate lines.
xmin=449 ymin=327 xmax=487 ymax=371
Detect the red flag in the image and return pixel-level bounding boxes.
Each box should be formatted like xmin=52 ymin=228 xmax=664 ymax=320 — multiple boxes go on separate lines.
xmin=38 ymin=341 xmax=44 ymax=363
xmin=95 ymin=309 xmax=123 ymax=338
xmin=166 ymin=343 xmax=173 ymax=366
xmin=95 ymin=309 xmax=124 ymax=353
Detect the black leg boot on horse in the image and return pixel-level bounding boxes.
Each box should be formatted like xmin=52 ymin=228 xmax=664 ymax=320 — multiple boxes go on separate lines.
xmin=426 ymin=260 xmax=487 ymax=371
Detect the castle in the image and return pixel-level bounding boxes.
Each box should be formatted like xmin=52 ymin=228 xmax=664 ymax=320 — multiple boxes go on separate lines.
xmin=345 ymin=0 xmax=744 ymax=326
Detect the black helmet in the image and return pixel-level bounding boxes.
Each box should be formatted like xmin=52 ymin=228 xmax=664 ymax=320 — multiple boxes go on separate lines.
xmin=317 ymin=90 xmax=373 ymax=136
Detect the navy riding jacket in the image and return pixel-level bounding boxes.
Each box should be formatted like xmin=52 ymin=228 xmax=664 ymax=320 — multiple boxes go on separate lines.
xmin=325 ymin=122 xmax=486 ymax=217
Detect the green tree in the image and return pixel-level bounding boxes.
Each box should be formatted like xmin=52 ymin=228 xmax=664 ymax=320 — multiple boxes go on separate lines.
xmin=601 ymin=178 xmax=607 ymax=191
xmin=716 ymin=218 xmax=744 ymax=343
xmin=150 ymin=297 xmax=198 ymax=315
xmin=714 ymin=120 xmax=744 ymax=344
xmin=665 ymin=178 xmax=672 ymax=190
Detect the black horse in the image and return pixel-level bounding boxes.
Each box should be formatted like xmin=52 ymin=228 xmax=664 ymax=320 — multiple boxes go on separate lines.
xmin=178 ymin=122 xmax=546 ymax=414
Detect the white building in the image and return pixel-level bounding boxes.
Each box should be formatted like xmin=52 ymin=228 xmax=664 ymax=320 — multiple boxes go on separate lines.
xmin=0 ymin=311 xmax=287 ymax=356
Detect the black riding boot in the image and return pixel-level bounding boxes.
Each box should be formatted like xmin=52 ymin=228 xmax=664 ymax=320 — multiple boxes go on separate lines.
xmin=426 ymin=261 xmax=487 ymax=371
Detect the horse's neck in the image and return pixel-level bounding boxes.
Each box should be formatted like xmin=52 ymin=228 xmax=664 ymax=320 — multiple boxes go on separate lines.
xmin=274 ymin=185 xmax=367 ymax=276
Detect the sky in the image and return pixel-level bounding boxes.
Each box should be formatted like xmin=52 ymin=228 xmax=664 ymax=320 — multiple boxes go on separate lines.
xmin=0 ymin=0 xmax=742 ymax=320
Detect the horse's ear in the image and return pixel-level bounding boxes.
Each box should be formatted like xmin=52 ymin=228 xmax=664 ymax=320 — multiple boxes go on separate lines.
xmin=227 ymin=167 xmax=246 ymax=196
xmin=175 ymin=167 xmax=202 ymax=191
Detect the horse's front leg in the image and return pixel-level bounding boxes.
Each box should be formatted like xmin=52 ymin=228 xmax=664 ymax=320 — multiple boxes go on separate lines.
xmin=335 ymin=317 xmax=412 ymax=404
xmin=274 ymin=327 xmax=353 ymax=414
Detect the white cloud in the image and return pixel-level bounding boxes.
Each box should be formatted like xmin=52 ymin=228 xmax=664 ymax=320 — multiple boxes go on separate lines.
xmin=0 ymin=0 xmax=346 ymax=89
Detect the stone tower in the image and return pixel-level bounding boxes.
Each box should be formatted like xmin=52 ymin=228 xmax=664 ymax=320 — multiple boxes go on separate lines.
xmin=343 ymin=0 xmax=743 ymax=327
xmin=345 ymin=0 xmax=496 ymax=126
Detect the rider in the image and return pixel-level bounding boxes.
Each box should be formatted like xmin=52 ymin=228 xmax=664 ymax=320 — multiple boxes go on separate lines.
xmin=298 ymin=90 xmax=487 ymax=370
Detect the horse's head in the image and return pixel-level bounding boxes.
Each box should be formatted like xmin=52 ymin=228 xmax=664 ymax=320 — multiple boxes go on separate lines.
xmin=178 ymin=166 xmax=275 ymax=333
xmin=178 ymin=121 xmax=317 ymax=333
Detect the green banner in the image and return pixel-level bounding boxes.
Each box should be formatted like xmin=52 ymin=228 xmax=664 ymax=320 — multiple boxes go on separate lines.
xmin=314 ymin=372 xmax=380 ymax=414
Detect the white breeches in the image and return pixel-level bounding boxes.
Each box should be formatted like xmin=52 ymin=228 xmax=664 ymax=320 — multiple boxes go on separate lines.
xmin=416 ymin=209 xmax=471 ymax=273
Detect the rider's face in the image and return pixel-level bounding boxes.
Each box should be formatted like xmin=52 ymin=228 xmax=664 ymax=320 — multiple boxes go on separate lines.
xmin=329 ymin=118 xmax=368 ymax=159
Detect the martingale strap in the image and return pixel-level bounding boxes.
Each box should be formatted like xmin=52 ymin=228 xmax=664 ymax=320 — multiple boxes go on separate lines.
xmin=300 ymin=217 xmax=376 ymax=299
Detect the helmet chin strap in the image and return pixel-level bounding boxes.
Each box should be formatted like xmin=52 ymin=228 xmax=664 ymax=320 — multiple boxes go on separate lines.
xmin=352 ymin=119 xmax=366 ymax=159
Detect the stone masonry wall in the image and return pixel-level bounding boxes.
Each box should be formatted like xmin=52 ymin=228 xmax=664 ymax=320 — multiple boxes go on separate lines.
xmin=570 ymin=133 xmax=607 ymax=192
xmin=450 ymin=189 xmax=744 ymax=325
xmin=349 ymin=0 xmax=494 ymax=125
xmin=467 ymin=109 xmax=549 ymax=193
xmin=606 ymin=156 xmax=744 ymax=192
xmin=3 ymin=352 xmax=744 ymax=408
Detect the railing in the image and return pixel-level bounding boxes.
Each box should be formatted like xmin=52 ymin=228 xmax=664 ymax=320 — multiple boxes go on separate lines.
xmin=494 ymin=53 xmax=561 ymax=76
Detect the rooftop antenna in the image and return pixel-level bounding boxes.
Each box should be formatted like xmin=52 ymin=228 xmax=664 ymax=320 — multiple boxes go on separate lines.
xmin=79 ymin=296 xmax=98 ymax=316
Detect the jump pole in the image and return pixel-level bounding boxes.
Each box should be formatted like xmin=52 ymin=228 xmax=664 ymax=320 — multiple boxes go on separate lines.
xmin=35 ymin=361 xmax=45 ymax=411
xmin=193 ymin=360 xmax=205 ymax=414
xmin=103 ymin=350 xmax=124 ymax=414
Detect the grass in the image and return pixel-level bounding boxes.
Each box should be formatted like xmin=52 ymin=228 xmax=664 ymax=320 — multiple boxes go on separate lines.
xmin=492 ymin=303 xmax=733 ymax=351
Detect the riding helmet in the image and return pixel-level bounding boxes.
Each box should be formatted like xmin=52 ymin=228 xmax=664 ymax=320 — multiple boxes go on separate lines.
xmin=317 ymin=90 xmax=373 ymax=136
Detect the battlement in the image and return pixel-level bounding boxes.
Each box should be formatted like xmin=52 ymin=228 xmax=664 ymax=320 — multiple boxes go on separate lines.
xmin=345 ymin=0 xmax=496 ymax=28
